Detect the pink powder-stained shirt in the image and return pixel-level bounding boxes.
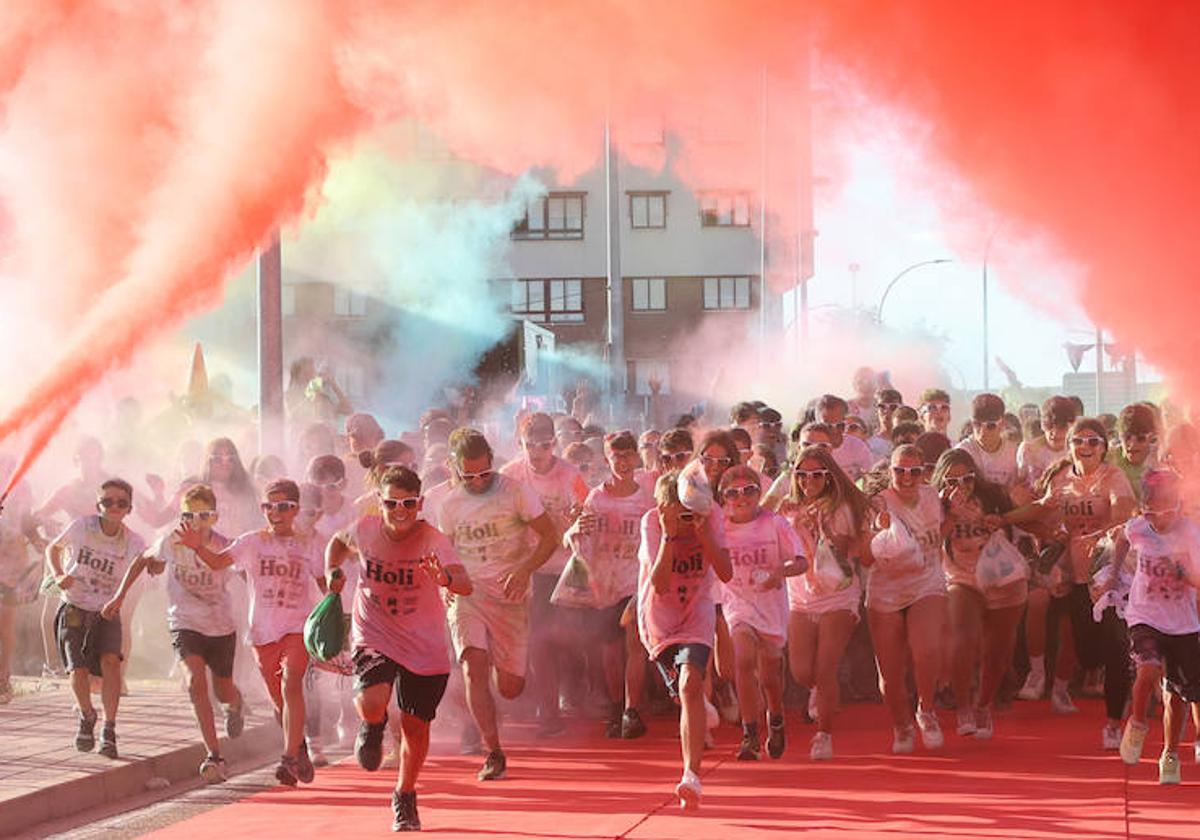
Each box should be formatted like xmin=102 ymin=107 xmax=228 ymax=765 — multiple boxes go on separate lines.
xmin=500 ymin=458 xmax=588 ymax=577
xmin=579 ymin=482 xmax=657 ymax=608
xmin=340 ymin=517 xmax=455 ymax=675
xmin=866 ymin=485 xmax=947 ymax=611
xmin=720 ymin=509 xmax=803 ymax=638
xmin=228 ymin=530 xmax=324 ymax=646
xmin=1123 ymin=516 xmax=1200 ymax=636
xmin=636 ymin=510 xmax=717 ymax=659
xmin=1044 ymin=463 xmax=1135 ymax=582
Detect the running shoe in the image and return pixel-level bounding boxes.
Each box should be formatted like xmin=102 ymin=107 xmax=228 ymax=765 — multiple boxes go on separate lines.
xmin=274 ymin=755 xmax=299 ymax=787
xmin=224 ymin=703 xmax=245 ymax=739
xmin=309 ymin=736 xmax=329 ymax=768
xmin=98 ymin=722 xmax=118 ymax=759
xmin=478 ymin=749 xmax=507 ymax=781
xmin=1017 ymin=668 xmax=1045 ymax=701
xmin=1120 ymin=719 xmax=1149 ymax=765
xmin=392 ymin=789 xmax=421 ymax=832
xmin=357 ymin=717 xmax=388 ymax=771
xmin=1051 ymin=683 xmax=1078 ymax=715
xmin=736 ymin=730 xmax=761 ymax=761
xmin=810 ymin=731 xmax=833 ymax=761
xmin=956 ymin=708 xmax=977 ymax=736
xmin=892 ymin=724 xmax=916 ymax=754
xmin=621 ymin=708 xmax=647 ymax=739
xmin=603 ymin=713 xmax=622 ymax=740
xmin=916 ymin=709 xmax=944 ymax=749
xmin=1101 ymin=721 xmax=1122 ymax=751
xmin=675 ymin=769 xmax=702 ymax=812
xmin=974 ymin=707 xmax=994 ymax=740
xmin=1159 ymin=749 xmax=1181 ymax=785
xmin=75 ymin=709 xmax=97 ymax=752
xmin=295 ymin=739 xmax=315 ymax=783
xmin=199 ymin=755 xmax=227 ymax=783
xmin=767 ymin=717 xmax=786 ymax=759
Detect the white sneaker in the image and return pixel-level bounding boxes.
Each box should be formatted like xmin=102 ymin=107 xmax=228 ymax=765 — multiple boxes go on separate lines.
xmin=974 ymin=707 xmax=994 ymax=740
xmin=916 ymin=709 xmax=944 ymax=749
xmin=199 ymin=755 xmax=227 ymax=783
xmin=1017 ymin=668 xmax=1045 ymax=701
xmin=956 ymin=708 xmax=977 ymax=736
xmin=892 ymin=724 xmax=916 ymax=754
xmin=1194 ymin=742 xmax=1200 ymax=763
xmin=1101 ymin=721 xmax=1122 ymax=751
xmin=1051 ymin=683 xmax=1078 ymax=715
xmin=676 ymin=770 xmax=702 ymax=811
xmin=810 ymin=731 xmax=833 ymax=761
xmin=1120 ymin=719 xmax=1148 ymax=765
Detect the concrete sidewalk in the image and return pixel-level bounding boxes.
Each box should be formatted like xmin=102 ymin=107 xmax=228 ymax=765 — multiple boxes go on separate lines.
xmin=0 ymin=676 xmax=280 ymax=837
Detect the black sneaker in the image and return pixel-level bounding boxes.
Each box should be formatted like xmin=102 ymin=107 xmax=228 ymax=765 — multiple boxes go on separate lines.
xmin=356 ymin=716 xmax=388 ymax=771
xmin=295 ymin=739 xmax=315 ymax=784
xmin=477 ymin=749 xmax=507 ymax=781
xmin=98 ymin=722 xmax=118 ymax=759
xmin=736 ymin=731 xmax=761 ymax=761
xmin=274 ymin=755 xmax=298 ymax=787
xmin=391 ymin=789 xmax=421 ymax=832
xmin=75 ymin=710 xmax=97 ymax=752
xmin=604 ymin=710 xmax=623 ymax=739
xmin=621 ymin=708 xmax=647 ymax=739
xmin=225 ymin=704 xmax=244 ymax=739
xmin=767 ymin=719 xmax=786 ymax=760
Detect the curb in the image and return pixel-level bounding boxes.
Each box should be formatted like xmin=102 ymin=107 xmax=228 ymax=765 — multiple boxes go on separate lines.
xmin=1 ymin=723 xmax=282 ymax=838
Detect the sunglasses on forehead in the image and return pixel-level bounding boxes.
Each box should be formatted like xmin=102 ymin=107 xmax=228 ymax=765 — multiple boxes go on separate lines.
xmin=261 ymin=501 xmax=298 ymax=513
xmin=99 ymin=497 xmax=131 ymax=510
xmin=180 ymin=510 xmax=217 ymax=522
xmin=381 ymin=496 xmax=420 ymax=511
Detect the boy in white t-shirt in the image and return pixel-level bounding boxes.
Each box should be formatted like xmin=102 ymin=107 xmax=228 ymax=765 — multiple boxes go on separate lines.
xmin=1113 ymin=470 xmax=1200 ymax=784
xmin=45 ymin=478 xmax=147 ymax=759
xmin=182 ymin=479 xmax=326 ymax=787
xmin=103 ymin=483 xmax=244 ymax=782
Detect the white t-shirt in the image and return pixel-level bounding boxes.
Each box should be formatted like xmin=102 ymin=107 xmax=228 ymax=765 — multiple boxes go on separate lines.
xmin=580 ymin=482 xmax=656 ymax=607
xmin=720 ymin=509 xmax=802 ymax=638
xmin=833 ymin=436 xmax=874 ymax=482
xmin=956 ymin=438 xmax=1021 ymax=490
xmin=636 ymin=510 xmax=717 ymax=659
xmin=866 ymin=435 xmax=892 ymax=463
xmin=866 ymin=486 xmax=947 ymax=611
xmin=435 ymin=475 xmax=545 ymax=602
xmin=500 ymin=458 xmax=588 ymax=577
xmin=228 ymin=530 xmax=325 ymax=646
xmin=57 ymin=516 xmax=147 ymax=612
xmin=152 ymin=531 xmax=236 ymax=636
xmin=1016 ymin=438 xmax=1066 ymax=488
xmin=1123 ymin=516 xmax=1200 ymax=635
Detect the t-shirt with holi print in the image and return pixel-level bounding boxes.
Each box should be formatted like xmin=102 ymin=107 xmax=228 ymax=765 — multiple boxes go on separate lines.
xmin=228 ymin=530 xmax=324 ymax=646
xmin=435 ymin=474 xmax=545 ymax=602
xmin=1016 ymin=438 xmax=1066 ymax=488
xmin=720 ymin=509 xmax=804 ymax=639
xmin=1044 ymin=463 xmax=1135 ymax=582
xmin=341 ymin=517 xmax=455 ymax=675
xmin=866 ymin=486 xmax=947 ymax=611
xmin=783 ymin=502 xmax=863 ymax=614
xmin=579 ymin=482 xmax=657 ymax=608
xmin=57 ymin=516 xmax=148 ymax=612
xmin=151 ymin=530 xmax=236 ymax=636
xmin=636 ymin=509 xmax=717 ymax=660
xmin=956 ymin=438 xmax=1021 ymax=490
xmin=500 ymin=458 xmax=588 ymax=577
xmin=1123 ymin=516 xmax=1200 ymax=635
xmin=943 ymin=503 xmax=1002 ymax=590
xmin=833 ymin=436 xmax=874 ymax=482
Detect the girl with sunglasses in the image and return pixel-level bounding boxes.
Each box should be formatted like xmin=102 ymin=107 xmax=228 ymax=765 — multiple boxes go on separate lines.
xmin=932 ymin=449 xmax=1023 ymax=739
xmin=867 ymin=445 xmax=951 ymax=753
xmin=1007 ymin=418 xmax=1136 ymax=744
xmin=781 ymin=445 xmax=872 ymax=760
xmin=716 ymin=465 xmax=805 ymax=761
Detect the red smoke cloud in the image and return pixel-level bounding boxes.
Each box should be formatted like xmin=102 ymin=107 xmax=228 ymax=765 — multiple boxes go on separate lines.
xmin=1 ymin=0 xmax=1196 ymax=494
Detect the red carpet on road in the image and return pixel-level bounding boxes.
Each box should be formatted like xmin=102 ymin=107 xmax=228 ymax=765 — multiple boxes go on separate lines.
xmin=144 ymin=699 xmax=1198 ymax=840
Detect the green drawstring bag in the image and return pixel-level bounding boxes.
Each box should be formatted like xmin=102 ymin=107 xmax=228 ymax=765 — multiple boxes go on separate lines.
xmin=304 ymin=592 xmax=345 ymax=661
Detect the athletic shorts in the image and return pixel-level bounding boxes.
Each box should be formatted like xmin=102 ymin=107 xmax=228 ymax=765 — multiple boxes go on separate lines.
xmin=171 ymin=629 xmax=236 ymax=679
xmin=654 ymin=643 xmax=711 ymax=698
xmin=55 ymin=602 xmax=122 ymax=676
xmin=252 ymin=633 xmax=309 ymax=686
xmin=1129 ymin=624 xmax=1200 ymax=703
xmin=447 ymin=594 xmax=530 ymax=678
xmin=352 ymin=647 xmax=450 ymax=722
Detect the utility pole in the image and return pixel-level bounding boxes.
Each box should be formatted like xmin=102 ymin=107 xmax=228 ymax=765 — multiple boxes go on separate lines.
xmin=257 ymin=234 xmax=284 ymax=457
xmin=758 ymin=68 xmax=769 ymax=377
xmin=604 ymin=119 xmax=625 ymax=423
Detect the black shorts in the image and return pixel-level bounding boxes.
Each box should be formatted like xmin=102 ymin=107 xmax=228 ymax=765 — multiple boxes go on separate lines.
xmin=55 ymin=602 xmax=122 ymax=676
xmin=654 ymin=643 xmax=711 ymax=698
xmin=352 ymin=647 xmax=449 ymax=722
xmin=591 ymin=596 xmax=632 ymax=644
xmin=172 ymin=629 xmax=237 ymax=679
xmin=1129 ymin=624 xmax=1200 ymax=703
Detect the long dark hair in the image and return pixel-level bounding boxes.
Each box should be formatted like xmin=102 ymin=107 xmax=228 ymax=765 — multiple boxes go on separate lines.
xmin=788 ymin=445 xmax=872 ymax=533
xmin=1034 ymin=417 xmax=1109 ymax=497
xmin=201 ymin=437 xmax=253 ymax=497
xmin=930 ymin=448 xmax=1012 ymax=516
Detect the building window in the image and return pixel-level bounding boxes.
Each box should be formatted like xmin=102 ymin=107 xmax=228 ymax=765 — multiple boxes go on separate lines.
xmin=631 ymin=359 xmax=671 ymax=396
xmin=699 ymin=191 xmax=751 ymax=227
xmin=333 ymin=286 xmax=367 ymax=317
xmin=628 ymin=192 xmax=667 ymax=229
xmin=630 ymin=277 xmax=666 ymax=311
xmin=512 ymin=278 xmax=584 ymax=323
xmin=512 ymin=192 xmax=585 ymax=240
xmin=703 ymin=276 xmax=752 ymax=310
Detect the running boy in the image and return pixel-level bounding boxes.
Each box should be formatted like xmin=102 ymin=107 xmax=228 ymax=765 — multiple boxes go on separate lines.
xmin=327 ymin=466 xmax=473 ymax=831
xmin=45 ymin=478 xmax=147 ymax=758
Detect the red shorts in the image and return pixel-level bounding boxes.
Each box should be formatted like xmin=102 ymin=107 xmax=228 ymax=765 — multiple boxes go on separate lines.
xmin=252 ymin=633 xmax=309 ymax=684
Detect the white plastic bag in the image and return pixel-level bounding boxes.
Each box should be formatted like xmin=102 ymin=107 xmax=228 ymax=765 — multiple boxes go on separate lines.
xmin=808 ymin=540 xmax=852 ymax=595
xmin=677 ymin=459 xmax=713 ymax=515
xmin=550 ymin=553 xmax=598 ymax=608
xmin=1090 ymin=565 xmax=1133 ymax=622
xmin=975 ymin=531 xmax=1029 ymax=589
xmin=870 ymin=515 xmax=922 ymax=571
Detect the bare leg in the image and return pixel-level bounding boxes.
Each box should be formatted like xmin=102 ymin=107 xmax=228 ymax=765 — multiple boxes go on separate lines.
xmin=0 ymin=605 xmax=15 ymax=684
xmin=868 ymin=609 xmax=912 ymax=727
xmin=1164 ymin=690 xmax=1185 ymax=752
xmin=979 ymin=605 xmax=1023 ymax=707
xmin=70 ymin=667 xmax=95 ymax=716
xmin=731 ymin=628 xmax=762 ymax=727
xmin=679 ymin=664 xmax=705 ymax=774
xmin=1025 ymin=587 xmax=1049 ymax=658
xmin=281 ymin=657 xmax=306 ymax=758
xmin=99 ymin=652 xmax=121 ymax=723
xmin=814 ymin=611 xmax=857 ymax=732
xmin=183 ymin=655 xmax=219 ymax=755
xmin=41 ymin=597 xmax=58 ymax=671
xmin=462 ymin=648 xmax=500 ymax=751
xmin=907 ymin=596 xmax=949 ymax=714
xmin=948 ymin=586 xmax=984 ymax=709
xmin=1130 ymin=663 xmax=1163 ymax=725
xmin=398 ymin=713 xmax=431 ymax=793
xmin=787 ymin=610 xmax=818 ymax=689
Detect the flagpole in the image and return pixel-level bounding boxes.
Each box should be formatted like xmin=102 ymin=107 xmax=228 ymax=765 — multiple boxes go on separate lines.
xmin=1094 ymin=327 xmax=1104 ymax=415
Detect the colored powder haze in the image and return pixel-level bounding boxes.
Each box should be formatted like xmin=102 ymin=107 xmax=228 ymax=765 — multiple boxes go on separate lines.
xmin=1 ymin=0 xmax=1198 ymax=491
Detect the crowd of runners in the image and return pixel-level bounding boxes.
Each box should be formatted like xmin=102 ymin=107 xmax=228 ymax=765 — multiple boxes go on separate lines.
xmin=1 ymin=364 xmax=1198 ymax=832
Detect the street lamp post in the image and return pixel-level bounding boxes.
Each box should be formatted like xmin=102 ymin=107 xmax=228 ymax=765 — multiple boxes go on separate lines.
xmin=875 ymin=259 xmax=953 ymax=323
